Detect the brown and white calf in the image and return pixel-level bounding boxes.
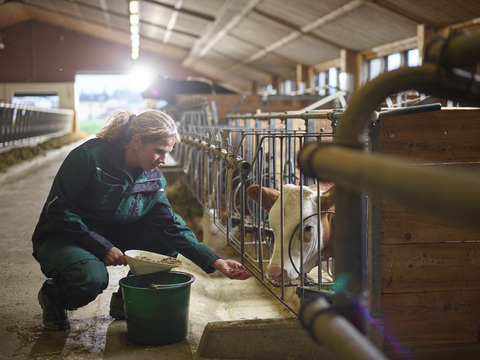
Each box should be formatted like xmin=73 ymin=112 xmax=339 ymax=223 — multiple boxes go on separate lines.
xmin=247 ymin=182 xmax=335 ymax=283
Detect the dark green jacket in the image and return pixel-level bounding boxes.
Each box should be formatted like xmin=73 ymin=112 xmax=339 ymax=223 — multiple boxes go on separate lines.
xmin=32 ymin=138 xmax=219 ymax=273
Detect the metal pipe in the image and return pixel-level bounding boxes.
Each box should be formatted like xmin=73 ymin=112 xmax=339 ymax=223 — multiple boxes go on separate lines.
xmin=296 ymin=31 xmax=480 ymax=332
xmin=299 ymin=144 xmax=480 ymax=228
xmin=424 ymin=29 xmax=480 ymax=67
xmin=180 ymin=136 xmax=251 ymax=172
xmin=301 ymin=297 xmax=388 ymax=360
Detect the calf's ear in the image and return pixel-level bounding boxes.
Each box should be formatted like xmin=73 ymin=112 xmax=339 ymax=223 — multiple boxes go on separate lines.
xmin=247 ymin=185 xmax=279 ymax=213
xmin=308 ymin=182 xmax=334 ymax=193
xmin=321 ymin=185 xmax=335 ymax=210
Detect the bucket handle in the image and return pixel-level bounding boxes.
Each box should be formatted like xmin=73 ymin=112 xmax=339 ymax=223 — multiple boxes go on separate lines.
xmin=148 ymin=283 xmax=189 ymax=289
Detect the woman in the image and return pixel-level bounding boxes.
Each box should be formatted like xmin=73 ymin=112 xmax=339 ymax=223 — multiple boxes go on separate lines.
xmin=32 ymin=109 xmax=251 ymax=331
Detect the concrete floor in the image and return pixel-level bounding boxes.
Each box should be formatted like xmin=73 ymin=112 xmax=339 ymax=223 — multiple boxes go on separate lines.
xmin=0 ymin=140 xmax=323 ymax=360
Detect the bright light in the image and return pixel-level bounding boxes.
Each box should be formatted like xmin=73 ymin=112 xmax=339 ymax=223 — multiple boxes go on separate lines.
xmin=129 ymin=1 xmax=139 ymax=14
xmin=130 ymin=14 xmax=139 ymax=25
xmin=129 ymin=2 xmax=140 ymax=60
xmin=127 ymin=67 xmax=153 ymax=92
xmin=131 ymin=34 xmax=140 ymax=42
xmin=131 ymin=47 xmax=139 ymax=60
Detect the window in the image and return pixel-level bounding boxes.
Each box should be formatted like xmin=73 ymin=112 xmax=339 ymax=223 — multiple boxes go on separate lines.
xmin=12 ymin=93 xmax=59 ymax=109
xmin=317 ymin=72 xmax=326 ymax=96
xmin=368 ymin=58 xmax=382 ymax=81
xmin=328 ymin=67 xmax=338 ymax=95
xmin=315 ymin=68 xmax=341 ymax=95
xmin=387 ymin=53 xmax=401 ymax=71
xmin=280 ymin=79 xmax=295 ymax=95
xmin=367 ymin=49 xmax=419 ymax=82
xmin=407 ymin=49 xmax=419 ymax=67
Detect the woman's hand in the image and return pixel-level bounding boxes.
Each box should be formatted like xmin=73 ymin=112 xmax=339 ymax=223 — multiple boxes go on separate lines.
xmin=103 ymin=246 xmax=128 ymax=266
xmin=211 ymin=259 xmax=252 ymax=280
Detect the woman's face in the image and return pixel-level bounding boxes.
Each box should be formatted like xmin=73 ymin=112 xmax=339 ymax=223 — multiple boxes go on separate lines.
xmin=134 ymin=136 xmax=176 ymax=172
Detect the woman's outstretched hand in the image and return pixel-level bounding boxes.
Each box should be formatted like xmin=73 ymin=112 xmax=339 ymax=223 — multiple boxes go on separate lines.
xmin=211 ymin=259 xmax=252 ymax=280
xmin=104 ymin=246 xmax=128 ymax=266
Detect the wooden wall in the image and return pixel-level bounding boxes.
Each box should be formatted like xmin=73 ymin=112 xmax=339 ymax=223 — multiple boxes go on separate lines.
xmin=378 ymin=108 xmax=480 ymax=359
xmin=0 ymin=20 xmax=204 ymax=83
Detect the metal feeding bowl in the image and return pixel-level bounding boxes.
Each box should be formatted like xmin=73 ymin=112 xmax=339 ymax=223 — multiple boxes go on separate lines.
xmin=124 ymin=250 xmax=182 ymax=275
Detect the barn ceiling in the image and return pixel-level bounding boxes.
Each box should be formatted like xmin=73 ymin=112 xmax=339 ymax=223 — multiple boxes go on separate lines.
xmin=0 ymin=0 xmax=480 ymax=93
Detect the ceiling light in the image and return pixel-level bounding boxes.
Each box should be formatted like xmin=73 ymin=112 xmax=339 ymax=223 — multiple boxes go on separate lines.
xmin=130 ymin=14 xmax=139 ymax=25
xmin=129 ymin=1 xmax=139 ymax=14
xmin=131 ymin=34 xmax=140 ymax=43
xmin=129 ymin=2 xmax=140 ymax=60
xmin=130 ymin=25 xmax=139 ymax=35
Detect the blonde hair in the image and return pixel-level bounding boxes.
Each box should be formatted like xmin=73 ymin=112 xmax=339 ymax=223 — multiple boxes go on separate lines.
xmin=96 ymin=109 xmax=180 ymax=148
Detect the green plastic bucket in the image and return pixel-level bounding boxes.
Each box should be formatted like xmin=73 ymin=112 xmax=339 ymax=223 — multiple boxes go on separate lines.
xmin=119 ymin=271 xmax=195 ymax=345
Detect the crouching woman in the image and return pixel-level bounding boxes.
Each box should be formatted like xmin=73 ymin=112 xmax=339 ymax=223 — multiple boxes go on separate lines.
xmin=31 ymin=109 xmax=251 ymax=331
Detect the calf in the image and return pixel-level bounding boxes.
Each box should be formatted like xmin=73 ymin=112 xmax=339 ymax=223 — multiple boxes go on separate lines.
xmin=247 ymin=182 xmax=335 ymax=283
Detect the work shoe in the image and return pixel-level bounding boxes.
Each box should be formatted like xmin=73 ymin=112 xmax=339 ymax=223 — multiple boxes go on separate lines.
xmin=38 ymin=284 xmax=70 ymax=331
xmin=109 ymin=291 xmax=125 ymax=320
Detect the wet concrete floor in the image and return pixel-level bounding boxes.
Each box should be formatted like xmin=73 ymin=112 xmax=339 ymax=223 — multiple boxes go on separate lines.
xmin=0 ymin=140 xmax=295 ymax=360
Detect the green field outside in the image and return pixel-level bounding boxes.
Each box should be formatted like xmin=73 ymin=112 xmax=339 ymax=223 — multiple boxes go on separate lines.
xmin=79 ymin=120 xmax=105 ymax=135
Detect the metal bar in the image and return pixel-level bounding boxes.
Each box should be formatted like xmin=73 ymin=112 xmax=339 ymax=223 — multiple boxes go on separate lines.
xmin=300 ymin=91 xmax=347 ymax=111
xmin=280 ymin=139 xmax=285 ymax=299
xmin=301 ymin=297 xmax=389 ymax=360
xmin=368 ymin=119 xmax=383 ymax=319
xmin=298 ymin=144 xmax=480 ymax=228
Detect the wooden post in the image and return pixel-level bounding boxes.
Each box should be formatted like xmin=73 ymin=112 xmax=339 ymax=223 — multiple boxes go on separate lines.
xmin=340 ymin=49 xmax=357 ymax=98
xmin=417 ymin=24 xmax=437 ymax=65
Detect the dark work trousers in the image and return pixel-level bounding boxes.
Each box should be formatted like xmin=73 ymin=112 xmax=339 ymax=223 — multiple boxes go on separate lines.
xmin=33 ymin=218 xmax=176 ymax=311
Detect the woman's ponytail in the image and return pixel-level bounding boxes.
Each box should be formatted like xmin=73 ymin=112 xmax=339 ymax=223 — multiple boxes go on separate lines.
xmin=96 ymin=110 xmax=135 ymax=144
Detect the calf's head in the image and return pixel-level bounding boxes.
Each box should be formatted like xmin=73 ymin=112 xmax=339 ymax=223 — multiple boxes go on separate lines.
xmin=247 ymin=183 xmax=335 ymax=283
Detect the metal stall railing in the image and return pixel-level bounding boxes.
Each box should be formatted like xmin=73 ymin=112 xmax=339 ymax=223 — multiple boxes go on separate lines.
xmin=173 ymin=98 xmax=393 ymax=359
xmin=0 ymin=102 xmax=74 ymax=148
xmin=297 ymin=29 xmax=480 ymax=359
xmin=174 ymin=101 xmax=356 ymax=315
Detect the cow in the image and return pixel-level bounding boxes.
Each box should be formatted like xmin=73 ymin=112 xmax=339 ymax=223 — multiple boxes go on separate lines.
xmin=246 ymin=182 xmax=335 ymax=283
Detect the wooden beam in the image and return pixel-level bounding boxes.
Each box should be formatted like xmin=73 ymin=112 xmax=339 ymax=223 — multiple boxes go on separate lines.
xmin=312 ymin=58 xmax=341 ymax=73
xmin=360 ymin=36 xmax=418 ymax=61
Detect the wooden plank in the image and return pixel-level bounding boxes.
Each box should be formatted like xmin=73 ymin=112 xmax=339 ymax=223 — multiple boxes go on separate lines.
xmin=381 ymin=201 xmax=480 ymax=244
xmin=382 ymin=291 xmax=480 ymax=347
xmin=381 ymin=243 xmax=480 ymax=293
xmin=384 ymin=341 xmax=480 ymax=360
xmin=381 ymin=108 xmax=480 ymax=163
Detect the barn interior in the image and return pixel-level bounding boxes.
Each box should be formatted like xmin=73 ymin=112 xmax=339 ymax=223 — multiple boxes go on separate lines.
xmin=1 ymin=1 xmax=480 ymax=359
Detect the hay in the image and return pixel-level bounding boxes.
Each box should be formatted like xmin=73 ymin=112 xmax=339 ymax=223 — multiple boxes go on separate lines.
xmin=6 ymin=324 xmax=42 ymax=344
xmin=164 ymin=180 xmax=203 ymax=219
xmin=0 ymin=132 xmax=89 ymax=172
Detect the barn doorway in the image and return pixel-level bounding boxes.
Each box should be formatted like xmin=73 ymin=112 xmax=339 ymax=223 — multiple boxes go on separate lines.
xmin=75 ymin=73 xmax=153 ymax=135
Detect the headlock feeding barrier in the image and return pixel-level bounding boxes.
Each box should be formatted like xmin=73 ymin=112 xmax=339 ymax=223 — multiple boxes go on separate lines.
xmin=0 ymin=102 xmax=74 ymax=148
